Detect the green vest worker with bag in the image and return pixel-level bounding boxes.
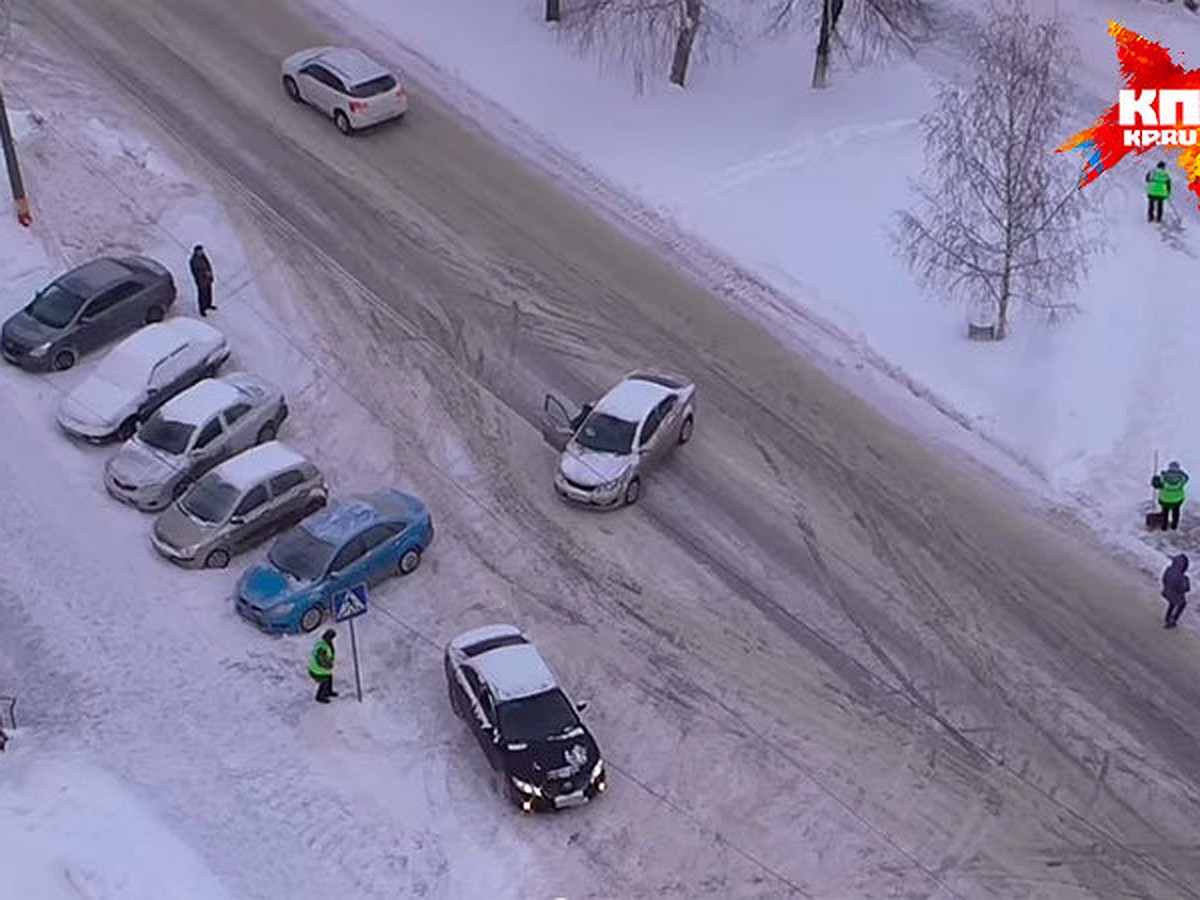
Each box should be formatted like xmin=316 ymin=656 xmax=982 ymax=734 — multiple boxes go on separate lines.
xmin=1152 ymin=461 xmax=1189 ymax=531
xmin=309 ymin=629 xmax=338 ymax=703
xmin=1146 ymin=161 xmax=1171 ymax=223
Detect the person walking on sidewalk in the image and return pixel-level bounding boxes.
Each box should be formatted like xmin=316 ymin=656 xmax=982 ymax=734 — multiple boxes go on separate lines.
xmin=1152 ymin=460 xmax=1189 ymax=531
xmin=1146 ymin=161 xmax=1172 ymax=223
xmin=1162 ymin=554 xmax=1191 ymax=628
xmin=309 ymin=629 xmax=339 ymax=703
xmin=189 ymin=245 xmax=216 ymax=317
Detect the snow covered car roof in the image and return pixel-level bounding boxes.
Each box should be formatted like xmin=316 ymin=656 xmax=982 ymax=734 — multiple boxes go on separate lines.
xmin=154 ymin=378 xmax=241 ymax=426
xmin=593 ymin=376 xmax=674 ymax=423
xmin=315 ymin=47 xmax=391 ymax=87
xmin=208 ymin=441 xmax=309 ymax=492
xmin=300 ymin=490 xmax=425 ymax=545
xmin=103 ymin=318 xmax=224 ymax=373
xmin=472 ymin=643 xmax=560 ymax=703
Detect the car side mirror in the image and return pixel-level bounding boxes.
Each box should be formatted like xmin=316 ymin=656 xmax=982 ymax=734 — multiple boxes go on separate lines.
xmin=575 ymin=701 xmax=589 ymax=712
xmin=147 ymin=387 xmax=159 ymax=396
xmin=230 ymin=514 xmax=246 ymax=525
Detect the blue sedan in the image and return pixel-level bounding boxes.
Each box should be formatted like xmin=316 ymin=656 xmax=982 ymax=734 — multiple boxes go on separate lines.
xmin=235 ymin=489 xmax=433 ymax=634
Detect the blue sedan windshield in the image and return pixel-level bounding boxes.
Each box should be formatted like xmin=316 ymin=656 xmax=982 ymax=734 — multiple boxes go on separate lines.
xmin=269 ymin=528 xmax=337 ymax=582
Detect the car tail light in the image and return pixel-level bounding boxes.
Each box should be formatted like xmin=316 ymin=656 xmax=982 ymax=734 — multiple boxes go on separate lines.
xmin=349 ymin=100 xmax=368 ymax=113
xmin=396 ymin=86 xmax=406 ymax=98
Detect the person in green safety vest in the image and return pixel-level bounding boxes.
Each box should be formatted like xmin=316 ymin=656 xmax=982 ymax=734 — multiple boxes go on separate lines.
xmin=309 ymin=629 xmax=338 ymax=703
xmin=1146 ymin=161 xmax=1171 ymax=223
xmin=1151 ymin=460 xmax=1189 ymax=531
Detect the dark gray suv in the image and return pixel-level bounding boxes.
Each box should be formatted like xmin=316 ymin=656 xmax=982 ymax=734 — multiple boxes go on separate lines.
xmin=2 ymin=256 xmax=176 ymax=372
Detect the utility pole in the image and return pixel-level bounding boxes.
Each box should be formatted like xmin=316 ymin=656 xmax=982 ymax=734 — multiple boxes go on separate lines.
xmin=0 ymin=85 xmax=31 ymax=226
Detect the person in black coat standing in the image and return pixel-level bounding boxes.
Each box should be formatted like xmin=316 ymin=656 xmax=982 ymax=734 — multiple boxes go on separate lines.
xmin=189 ymin=245 xmax=215 ymax=317
xmin=1162 ymin=554 xmax=1191 ymax=628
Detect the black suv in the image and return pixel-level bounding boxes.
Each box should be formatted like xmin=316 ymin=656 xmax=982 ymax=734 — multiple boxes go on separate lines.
xmin=444 ymin=624 xmax=606 ymax=812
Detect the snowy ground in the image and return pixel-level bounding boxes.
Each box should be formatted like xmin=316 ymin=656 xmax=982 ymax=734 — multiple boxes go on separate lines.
xmin=326 ymin=0 xmax=1200 ymax=553
xmin=6 ymin=1 xmax=1200 ymax=897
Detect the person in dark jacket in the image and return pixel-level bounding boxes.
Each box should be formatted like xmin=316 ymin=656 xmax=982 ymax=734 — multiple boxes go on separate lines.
xmin=189 ymin=245 xmax=215 ymax=317
xmin=1162 ymin=554 xmax=1191 ymax=628
xmin=309 ymin=629 xmax=338 ymax=702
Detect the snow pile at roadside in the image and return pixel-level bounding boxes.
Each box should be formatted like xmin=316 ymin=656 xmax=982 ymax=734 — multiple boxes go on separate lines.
xmin=0 ymin=745 xmax=240 ymax=900
xmin=331 ymin=0 xmax=1200 ymax=541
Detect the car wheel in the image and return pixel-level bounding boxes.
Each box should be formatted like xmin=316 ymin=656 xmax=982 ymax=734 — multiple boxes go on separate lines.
xmin=304 ymin=495 xmax=327 ymax=517
xmin=623 ymin=477 xmax=641 ymax=506
xmin=283 ymin=75 xmax=301 ymax=103
xmin=144 ymin=305 xmax=165 ymax=324
xmin=334 ymin=110 xmax=353 ymax=135
xmin=52 ymin=348 xmax=76 ymax=371
xmin=204 ymin=548 xmax=230 ymax=569
xmin=448 ymin=681 xmax=464 ymax=718
xmin=256 ymin=422 xmax=277 ymax=443
xmin=299 ymin=606 xmax=324 ymax=633
xmin=398 ymin=547 xmax=422 ymax=575
xmin=116 ymin=417 xmax=138 ymax=441
xmin=678 ymin=414 xmax=694 ymax=445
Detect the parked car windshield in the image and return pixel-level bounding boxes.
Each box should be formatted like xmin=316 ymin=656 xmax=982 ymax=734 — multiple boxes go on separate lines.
xmin=496 ymin=689 xmax=580 ymax=743
xmin=268 ymin=528 xmax=337 ymax=582
xmin=348 ymin=74 xmax=397 ymax=97
xmin=139 ymin=416 xmax=195 ymax=455
xmin=574 ymin=412 xmax=636 ymax=455
xmin=26 ymin=283 xmax=84 ymax=328
xmin=179 ymin=476 xmax=239 ymax=524
xmin=95 ymin=347 xmax=154 ymax=391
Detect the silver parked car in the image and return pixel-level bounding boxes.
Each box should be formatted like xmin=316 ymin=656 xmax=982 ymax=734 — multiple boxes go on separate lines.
xmin=541 ymin=370 xmax=696 ymax=508
xmin=2 ymin=256 xmax=176 ymax=372
xmin=56 ymin=318 xmax=230 ymax=443
xmin=151 ymin=441 xmax=327 ymax=569
xmin=281 ymin=46 xmax=408 ymax=135
xmin=104 ymin=372 xmax=289 ymax=512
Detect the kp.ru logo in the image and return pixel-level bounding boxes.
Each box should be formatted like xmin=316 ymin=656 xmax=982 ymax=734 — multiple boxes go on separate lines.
xmin=1059 ymin=21 xmax=1200 ymax=208
xmin=1117 ymin=90 xmax=1200 ymax=146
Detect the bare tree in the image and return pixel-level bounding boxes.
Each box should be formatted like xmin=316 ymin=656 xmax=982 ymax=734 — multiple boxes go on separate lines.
xmin=892 ymin=1 xmax=1100 ymax=340
xmin=560 ymin=0 xmax=721 ymax=91
xmin=764 ymin=0 xmax=932 ymax=88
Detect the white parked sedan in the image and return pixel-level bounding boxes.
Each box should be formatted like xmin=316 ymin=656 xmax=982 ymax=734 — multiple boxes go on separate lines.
xmin=541 ymin=370 xmax=696 ymax=508
xmin=104 ymin=372 xmax=288 ymax=512
xmin=56 ymin=318 xmax=229 ymax=444
xmin=281 ymin=46 xmax=408 ymax=135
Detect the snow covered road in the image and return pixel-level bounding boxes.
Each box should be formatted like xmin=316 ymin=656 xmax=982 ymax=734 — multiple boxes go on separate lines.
xmin=3 ymin=0 xmax=1200 ymax=897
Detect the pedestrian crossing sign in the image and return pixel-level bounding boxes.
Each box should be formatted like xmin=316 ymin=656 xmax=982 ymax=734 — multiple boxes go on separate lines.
xmin=333 ymin=584 xmax=369 ymax=621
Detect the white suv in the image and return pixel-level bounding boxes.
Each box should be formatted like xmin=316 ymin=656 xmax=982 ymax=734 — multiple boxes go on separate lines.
xmin=281 ymin=46 xmax=408 ymax=135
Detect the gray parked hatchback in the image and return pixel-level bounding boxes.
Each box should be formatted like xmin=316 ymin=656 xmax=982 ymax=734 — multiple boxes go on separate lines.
xmin=105 ymin=372 xmax=289 ymax=512
xmin=2 ymin=256 xmax=176 ymax=371
xmin=151 ymin=441 xmax=327 ymax=569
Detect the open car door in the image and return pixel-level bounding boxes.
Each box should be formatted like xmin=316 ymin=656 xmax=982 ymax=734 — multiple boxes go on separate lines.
xmin=541 ymin=393 xmax=576 ymax=452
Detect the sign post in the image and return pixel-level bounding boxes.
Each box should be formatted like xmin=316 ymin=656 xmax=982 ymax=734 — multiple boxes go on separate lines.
xmin=332 ymin=584 xmax=369 ymax=703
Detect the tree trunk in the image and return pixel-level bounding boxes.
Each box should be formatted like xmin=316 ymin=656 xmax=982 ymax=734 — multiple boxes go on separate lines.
xmin=812 ymin=0 xmax=833 ymax=89
xmin=669 ymin=0 xmax=702 ymax=88
xmin=997 ymin=266 xmax=1011 ymax=340
xmin=545 ymin=0 xmax=561 ymax=22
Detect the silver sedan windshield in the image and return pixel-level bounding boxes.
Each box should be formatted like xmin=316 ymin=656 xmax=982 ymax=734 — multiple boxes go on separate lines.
xmin=574 ymin=413 xmax=635 ymax=455
xmin=180 ymin=477 xmax=239 ymax=524
xmin=140 ymin=416 xmax=194 ymax=455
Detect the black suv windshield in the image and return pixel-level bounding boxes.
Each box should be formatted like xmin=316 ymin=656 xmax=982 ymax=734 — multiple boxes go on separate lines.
xmin=140 ymin=417 xmax=194 ymax=455
xmin=496 ymin=690 xmax=580 ymax=744
xmin=348 ymin=74 xmax=397 ymax=97
xmin=574 ymin=412 xmax=636 ymax=455
xmin=268 ymin=527 xmax=337 ymax=582
xmin=180 ymin=477 xmax=239 ymax=524
xmin=26 ymin=283 xmax=84 ymax=328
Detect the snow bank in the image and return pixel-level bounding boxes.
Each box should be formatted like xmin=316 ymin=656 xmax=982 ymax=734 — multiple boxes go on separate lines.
xmin=0 ymin=747 xmax=239 ymax=900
